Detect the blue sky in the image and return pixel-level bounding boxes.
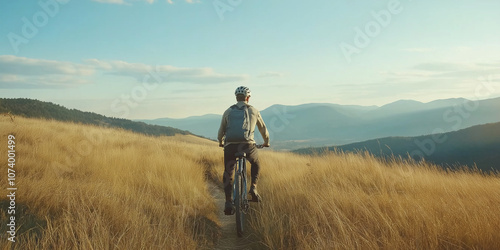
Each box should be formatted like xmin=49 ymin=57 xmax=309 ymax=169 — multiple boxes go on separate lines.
xmin=1 ymin=0 xmax=499 ymax=119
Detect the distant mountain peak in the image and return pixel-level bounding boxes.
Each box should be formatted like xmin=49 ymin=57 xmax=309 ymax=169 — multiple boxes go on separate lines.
xmin=380 ymin=99 xmax=423 ymax=108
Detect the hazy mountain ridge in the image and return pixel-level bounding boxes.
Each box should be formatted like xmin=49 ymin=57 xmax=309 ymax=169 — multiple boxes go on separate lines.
xmin=294 ymin=122 xmax=500 ymax=172
xmin=0 ymin=98 xmax=192 ymax=137
xmin=143 ymin=114 xmax=222 ymax=140
xmin=140 ymin=97 xmax=500 ymax=150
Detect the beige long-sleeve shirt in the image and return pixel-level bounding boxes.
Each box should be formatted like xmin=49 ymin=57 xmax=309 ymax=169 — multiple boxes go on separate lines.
xmin=218 ymin=101 xmax=270 ymax=146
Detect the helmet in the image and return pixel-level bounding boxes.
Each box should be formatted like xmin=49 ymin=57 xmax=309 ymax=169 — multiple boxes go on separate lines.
xmin=235 ymin=86 xmax=251 ymax=97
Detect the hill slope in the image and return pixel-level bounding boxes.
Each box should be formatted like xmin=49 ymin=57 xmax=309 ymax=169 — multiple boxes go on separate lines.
xmin=295 ymin=122 xmax=500 ymax=172
xmin=0 ymin=98 xmax=191 ymax=137
xmin=0 ymin=116 xmax=219 ymax=249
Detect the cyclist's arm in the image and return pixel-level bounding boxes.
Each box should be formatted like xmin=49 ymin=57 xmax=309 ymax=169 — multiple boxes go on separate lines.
xmin=256 ymin=112 xmax=270 ymax=147
xmin=218 ymin=109 xmax=229 ymax=146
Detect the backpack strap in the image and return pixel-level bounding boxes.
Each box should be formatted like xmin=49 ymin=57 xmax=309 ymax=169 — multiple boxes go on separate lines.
xmin=231 ymin=104 xmax=250 ymax=110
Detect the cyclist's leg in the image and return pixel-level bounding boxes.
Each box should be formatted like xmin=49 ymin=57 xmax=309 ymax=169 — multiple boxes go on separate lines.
xmin=223 ymin=144 xmax=238 ymax=201
xmin=245 ymin=145 xmax=262 ymax=201
xmin=245 ymin=144 xmax=261 ymax=186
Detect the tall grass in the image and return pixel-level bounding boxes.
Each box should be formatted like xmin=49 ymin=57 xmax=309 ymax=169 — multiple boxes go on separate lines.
xmin=0 ymin=116 xmax=222 ymax=249
xmin=246 ymin=151 xmax=500 ymax=249
xmin=2 ymin=115 xmax=500 ymax=249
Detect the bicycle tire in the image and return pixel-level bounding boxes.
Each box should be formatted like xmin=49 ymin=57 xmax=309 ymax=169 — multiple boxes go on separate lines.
xmin=235 ymin=170 xmax=245 ymax=237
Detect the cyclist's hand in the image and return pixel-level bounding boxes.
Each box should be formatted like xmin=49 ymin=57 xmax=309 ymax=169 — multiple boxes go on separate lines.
xmin=262 ymin=142 xmax=270 ymax=147
xmin=219 ymin=142 xmax=224 ymax=147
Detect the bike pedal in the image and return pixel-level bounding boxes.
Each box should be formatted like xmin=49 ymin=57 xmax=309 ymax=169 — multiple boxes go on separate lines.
xmin=249 ymin=195 xmax=261 ymax=203
xmin=224 ymin=209 xmax=235 ymax=215
xmin=224 ymin=203 xmax=235 ymax=215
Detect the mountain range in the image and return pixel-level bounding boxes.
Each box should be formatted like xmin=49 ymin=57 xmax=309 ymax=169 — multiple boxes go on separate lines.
xmin=140 ymin=97 xmax=500 ymax=150
xmin=294 ymin=121 xmax=500 ymax=172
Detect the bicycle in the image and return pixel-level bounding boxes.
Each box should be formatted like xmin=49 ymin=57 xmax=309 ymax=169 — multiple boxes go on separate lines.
xmin=233 ymin=144 xmax=264 ymax=237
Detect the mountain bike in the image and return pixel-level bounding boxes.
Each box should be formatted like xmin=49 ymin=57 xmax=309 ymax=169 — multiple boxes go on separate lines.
xmin=233 ymin=144 xmax=264 ymax=237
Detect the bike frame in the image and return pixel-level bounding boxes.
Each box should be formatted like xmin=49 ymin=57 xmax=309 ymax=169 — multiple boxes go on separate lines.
xmin=232 ymin=144 xmax=264 ymax=237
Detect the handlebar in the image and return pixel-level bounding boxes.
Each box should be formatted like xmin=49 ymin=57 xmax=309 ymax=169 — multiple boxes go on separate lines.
xmin=219 ymin=143 xmax=270 ymax=148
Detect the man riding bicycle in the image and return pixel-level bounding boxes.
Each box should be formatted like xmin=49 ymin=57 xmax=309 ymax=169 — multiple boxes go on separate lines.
xmin=218 ymin=86 xmax=270 ymax=215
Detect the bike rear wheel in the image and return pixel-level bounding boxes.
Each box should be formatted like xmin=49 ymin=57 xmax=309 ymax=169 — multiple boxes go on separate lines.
xmin=235 ymin=172 xmax=245 ymax=237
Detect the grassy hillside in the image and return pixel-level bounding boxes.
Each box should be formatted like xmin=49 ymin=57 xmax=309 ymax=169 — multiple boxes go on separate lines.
xmin=1 ymin=116 xmax=499 ymax=249
xmin=0 ymin=116 xmax=220 ymax=249
xmin=249 ymin=152 xmax=500 ymax=249
xmin=0 ymin=98 xmax=191 ymax=137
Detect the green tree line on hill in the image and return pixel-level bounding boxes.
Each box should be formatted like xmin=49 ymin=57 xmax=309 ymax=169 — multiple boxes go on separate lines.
xmin=0 ymin=98 xmax=191 ymax=137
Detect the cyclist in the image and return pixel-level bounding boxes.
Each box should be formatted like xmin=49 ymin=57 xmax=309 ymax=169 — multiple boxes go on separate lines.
xmin=218 ymin=86 xmax=270 ymax=215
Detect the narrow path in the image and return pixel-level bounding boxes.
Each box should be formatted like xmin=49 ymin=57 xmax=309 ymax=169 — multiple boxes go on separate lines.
xmin=207 ymin=182 xmax=266 ymax=250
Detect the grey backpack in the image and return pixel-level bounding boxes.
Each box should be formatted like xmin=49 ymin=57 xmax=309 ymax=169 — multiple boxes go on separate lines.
xmin=225 ymin=104 xmax=251 ymax=143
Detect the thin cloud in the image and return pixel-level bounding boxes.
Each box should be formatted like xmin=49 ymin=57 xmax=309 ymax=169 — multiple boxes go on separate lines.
xmin=0 ymin=75 xmax=91 ymax=89
xmin=258 ymin=71 xmax=285 ymax=78
xmin=382 ymin=70 xmax=435 ymax=83
xmin=372 ymin=61 xmax=500 ymax=101
xmin=86 ymin=59 xmax=248 ymax=84
xmin=92 ymin=0 xmax=195 ymax=4
xmin=91 ymin=0 xmax=126 ymax=4
xmin=413 ymin=62 xmax=477 ymax=72
xmin=477 ymin=62 xmax=500 ymax=67
xmin=0 ymin=55 xmax=247 ymax=89
xmin=411 ymin=62 xmax=500 ymax=79
xmin=0 ymin=55 xmax=94 ymax=89
xmin=0 ymin=55 xmax=94 ymax=76
xmin=167 ymin=0 xmax=199 ymax=3
xmin=401 ymin=48 xmax=434 ymax=53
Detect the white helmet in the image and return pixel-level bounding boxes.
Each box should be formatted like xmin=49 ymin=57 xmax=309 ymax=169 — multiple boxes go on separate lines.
xmin=235 ymin=86 xmax=251 ymax=97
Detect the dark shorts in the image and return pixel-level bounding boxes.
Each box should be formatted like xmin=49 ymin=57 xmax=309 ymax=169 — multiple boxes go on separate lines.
xmin=223 ymin=143 xmax=261 ymax=198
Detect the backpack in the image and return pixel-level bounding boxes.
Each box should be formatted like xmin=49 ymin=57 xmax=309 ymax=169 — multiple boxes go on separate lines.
xmin=225 ymin=104 xmax=251 ymax=143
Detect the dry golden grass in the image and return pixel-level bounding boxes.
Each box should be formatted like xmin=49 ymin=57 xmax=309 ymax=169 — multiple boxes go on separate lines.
xmin=1 ymin=115 xmax=500 ymax=249
xmin=246 ymin=151 xmax=500 ymax=249
xmin=0 ymin=116 xmax=222 ymax=249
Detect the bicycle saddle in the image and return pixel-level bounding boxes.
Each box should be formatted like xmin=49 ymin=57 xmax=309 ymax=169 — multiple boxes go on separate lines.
xmin=235 ymin=152 xmax=246 ymax=158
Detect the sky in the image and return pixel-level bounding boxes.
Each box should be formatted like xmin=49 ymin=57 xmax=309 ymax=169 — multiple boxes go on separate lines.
xmin=1 ymin=0 xmax=499 ymax=119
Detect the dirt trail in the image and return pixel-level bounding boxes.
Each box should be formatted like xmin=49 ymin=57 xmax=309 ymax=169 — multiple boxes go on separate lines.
xmin=207 ymin=182 xmax=266 ymax=250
